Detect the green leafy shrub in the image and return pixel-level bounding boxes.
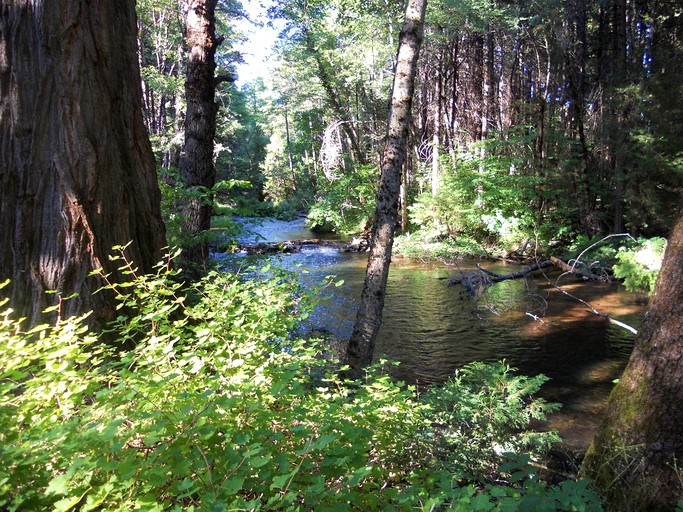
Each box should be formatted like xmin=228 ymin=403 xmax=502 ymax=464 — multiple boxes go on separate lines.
xmin=159 ymin=167 xmax=249 ymax=249
xmin=393 ymin=231 xmax=485 ymax=259
xmin=0 ymin=258 xmax=424 ymax=510
xmin=216 ymin=193 xmax=277 ymax=218
xmin=612 ymin=237 xmax=666 ymax=294
xmin=412 ymin=454 xmax=602 ymax=511
xmin=306 ymin=164 xmax=378 ymax=234
xmin=0 ymin=254 xmax=599 ymax=511
xmin=421 ymin=361 xmax=561 ymax=480
xmin=407 ymin=149 xmax=545 ymax=254
xmin=272 ymin=198 xmax=305 ymax=220
xmin=306 ymin=201 xmax=339 ymax=233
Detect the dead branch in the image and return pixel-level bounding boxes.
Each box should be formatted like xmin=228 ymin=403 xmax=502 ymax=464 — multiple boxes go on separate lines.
xmin=449 ymin=255 xmax=612 ymax=291
xmin=549 ymin=257 xmax=610 ymax=282
xmin=239 ymin=239 xmax=340 ymax=255
xmin=448 ymin=260 xmax=553 ymax=297
xmin=447 ymin=245 xmax=638 ymax=334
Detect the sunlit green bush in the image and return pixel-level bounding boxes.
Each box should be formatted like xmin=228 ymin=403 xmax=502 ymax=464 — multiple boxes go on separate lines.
xmin=613 ymin=237 xmax=667 ymax=294
xmin=0 ymin=252 xmax=602 ymax=511
xmin=306 ymin=164 xmax=378 ymax=234
xmin=408 ymin=157 xmax=542 ymax=254
xmin=421 ymin=362 xmax=561 ymax=479
xmin=393 ymin=230 xmax=485 ymax=259
xmin=0 ymin=257 xmax=422 ymax=510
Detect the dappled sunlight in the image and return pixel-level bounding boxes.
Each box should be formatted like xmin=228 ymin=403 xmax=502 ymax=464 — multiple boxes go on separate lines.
xmin=221 ymin=218 xmax=648 ymax=454
xmin=574 ymin=359 xmax=626 ymax=385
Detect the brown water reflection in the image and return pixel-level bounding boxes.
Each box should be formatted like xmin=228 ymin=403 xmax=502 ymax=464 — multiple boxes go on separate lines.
xmin=223 ymin=218 xmax=647 ymax=451
xmin=371 ymin=260 xmax=644 ymax=451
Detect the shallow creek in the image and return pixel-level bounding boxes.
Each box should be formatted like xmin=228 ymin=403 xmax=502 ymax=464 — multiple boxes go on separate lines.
xmin=216 ymin=217 xmax=646 ymax=451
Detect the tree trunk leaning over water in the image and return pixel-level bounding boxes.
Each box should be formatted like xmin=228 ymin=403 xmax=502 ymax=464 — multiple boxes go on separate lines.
xmin=0 ymin=0 xmax=166 ymax=328
xmin=582 ymin=213 xmax=683 ymax=511
xmin=344 ymin=0 xmax=427 ymax=381
xmin=178 ymin=0 xmax=222 ymax=278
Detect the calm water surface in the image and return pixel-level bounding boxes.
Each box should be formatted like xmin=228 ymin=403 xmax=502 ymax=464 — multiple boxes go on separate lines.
xmin=218 ymin=218 xmax=646 ymax=450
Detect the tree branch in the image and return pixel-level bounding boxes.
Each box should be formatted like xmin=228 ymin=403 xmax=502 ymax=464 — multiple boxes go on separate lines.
xmin=214 ymin=73 xmax=236 ymax=86
xmin=213 ymin=34 xmax=225 ymax=46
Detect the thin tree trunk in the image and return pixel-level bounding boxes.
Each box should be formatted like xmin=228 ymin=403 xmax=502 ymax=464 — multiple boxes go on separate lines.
xmin=613 ymin=138 xmax=625 ymax=233
xmin=283 ymin=102 xmax=297 ymax=191
xmin=178 ymin=0 xmax=220 ymax=277
xmin=0 ymin=0 xmax=166 ymax=328
xmin=401 ymin=161 xmax=409 ymax=232
xmin=582 ymin=214 xmax=683 ymax=511
xmin=343 ymin=0 xmax=427 ymax=380
xmin=304 ymin=29 xmax=365 ymax=164
xmin=482 ymin=30 xmax=494 ymax=144
xmin=431 ymin=46 xmax=443 ymax=196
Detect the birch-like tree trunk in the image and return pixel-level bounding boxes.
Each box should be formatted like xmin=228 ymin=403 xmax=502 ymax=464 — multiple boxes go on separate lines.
xmin=344 ymin=0 xmax=427 ymax=380
xmin=0 ymin=0 xmax=166 ymax=327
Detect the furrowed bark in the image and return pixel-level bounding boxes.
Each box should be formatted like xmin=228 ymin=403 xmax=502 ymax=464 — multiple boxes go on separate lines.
xmin=0 ymin=0 xmax=166 ymax=327
xmin=582 ymin=214 xmax=683 ymax=511
xmin=178 ymin=0 xmax=220 ymax=278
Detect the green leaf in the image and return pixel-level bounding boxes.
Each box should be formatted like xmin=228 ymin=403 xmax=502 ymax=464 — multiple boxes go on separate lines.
xmin=46 ymin=474 xmax=70 ymax=496
xmin=222 ymin=477 xmax=245 ymax=496
xmin=271 ymin=470 xmax=296 ymax=490
xmin=53 ymin=494 xmax=84 ymax=511
xmin=470 ymin=492 xmax=494 ymax=510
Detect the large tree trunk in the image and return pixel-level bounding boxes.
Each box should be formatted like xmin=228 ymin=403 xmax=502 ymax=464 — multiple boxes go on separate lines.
xmin=344 ymin=0 xmax=427 ymax=380
xmin=582 ymin=214 xmax=683 ymax=511
xmin=0 ymin=0 xmax=166 ymax=328
xmin=178 ymin=0 xmax=220 ymax=277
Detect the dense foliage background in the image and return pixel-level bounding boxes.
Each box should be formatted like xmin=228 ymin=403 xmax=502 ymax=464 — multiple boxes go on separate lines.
xmin=137 ymin=0 xmax=681 ymax=258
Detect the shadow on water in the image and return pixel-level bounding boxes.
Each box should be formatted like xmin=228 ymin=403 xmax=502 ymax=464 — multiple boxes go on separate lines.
xmin=216 ymin=218 xmax=646 ymax=451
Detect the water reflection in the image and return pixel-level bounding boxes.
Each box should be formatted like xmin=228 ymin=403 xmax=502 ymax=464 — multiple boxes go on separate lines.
xmin=217 ymin=218 xmax=646 ymax=450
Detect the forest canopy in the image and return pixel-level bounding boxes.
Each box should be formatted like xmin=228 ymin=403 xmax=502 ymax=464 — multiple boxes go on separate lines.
xmin=157 ymin=0 xmax=682 ymax=255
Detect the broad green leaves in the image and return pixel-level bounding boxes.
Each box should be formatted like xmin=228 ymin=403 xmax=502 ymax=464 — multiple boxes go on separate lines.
xmin=0 ymin=253 xmax=600 ymax=510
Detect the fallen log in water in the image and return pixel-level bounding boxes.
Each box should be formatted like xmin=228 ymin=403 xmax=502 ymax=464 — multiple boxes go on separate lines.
xmin=239 ymin=239 xmax=341 ymax=255
xmin=548 ymin=256 xmax=609 ymax=282
xmin=448 ymin=257 xmax=636 ymax=333
xmin=449 ymin=257 xmax=610 ymax=298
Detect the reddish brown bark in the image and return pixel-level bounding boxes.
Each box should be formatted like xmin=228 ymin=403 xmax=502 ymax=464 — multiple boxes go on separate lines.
xmin=0 ymin=0 xmax=166 ymax=327
xmin=178 ymin=0 xmax=220 ymax=277
xmin=582 ymin=214 xmax=683 ymax=511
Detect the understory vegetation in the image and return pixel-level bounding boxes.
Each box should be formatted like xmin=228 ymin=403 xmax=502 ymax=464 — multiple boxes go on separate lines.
xmin=0 ymin=252 xmax=602 ymax=511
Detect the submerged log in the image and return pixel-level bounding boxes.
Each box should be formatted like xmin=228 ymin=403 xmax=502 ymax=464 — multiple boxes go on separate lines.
xmin=449 ymin=257 xmax=610 ymax=298
xmin=240 ymin=239 xmax=340 ymax=255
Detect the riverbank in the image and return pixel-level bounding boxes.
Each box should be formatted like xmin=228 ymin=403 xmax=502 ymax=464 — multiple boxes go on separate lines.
xmin=214 ymin=215 xmax=646 ymax=466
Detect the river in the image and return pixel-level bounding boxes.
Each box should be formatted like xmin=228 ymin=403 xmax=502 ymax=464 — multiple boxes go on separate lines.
xmin=216 ymin=217 xmax=646 ymax=451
